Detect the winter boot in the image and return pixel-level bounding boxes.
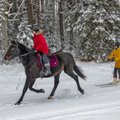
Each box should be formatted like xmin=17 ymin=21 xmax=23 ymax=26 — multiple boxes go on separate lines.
xmin=117 ymin=78 xmax=120 ymax=84
xmin=112 ymin=77 xmax=117 ymax=84
xmin=43 ymin=63 xmax=51 ymax=76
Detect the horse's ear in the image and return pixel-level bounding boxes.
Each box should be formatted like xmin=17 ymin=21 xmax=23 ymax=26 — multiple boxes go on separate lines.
xmin=10 ymin=40 xmax=17 ymax=45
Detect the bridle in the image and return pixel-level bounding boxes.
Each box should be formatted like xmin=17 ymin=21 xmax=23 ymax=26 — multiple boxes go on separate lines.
xmin=19 ymin=51 xmax=35 ymax=57
xmin=2 ymin=44 xmax=35 ymax=64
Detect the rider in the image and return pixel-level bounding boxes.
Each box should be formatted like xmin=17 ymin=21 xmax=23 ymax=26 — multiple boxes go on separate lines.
xmin=108 ymin=42 xmax=120 ymax=84
xmin=32 ymin=25 xmax=51 ymax=76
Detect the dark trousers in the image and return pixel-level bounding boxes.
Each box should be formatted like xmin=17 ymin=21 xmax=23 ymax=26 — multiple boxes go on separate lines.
xmin=113 ymin=68 xmax=120 ymax=78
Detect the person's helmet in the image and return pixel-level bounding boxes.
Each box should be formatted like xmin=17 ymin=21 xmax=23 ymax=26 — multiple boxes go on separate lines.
xmin=32 ymin=25 xmax=40 ymax=33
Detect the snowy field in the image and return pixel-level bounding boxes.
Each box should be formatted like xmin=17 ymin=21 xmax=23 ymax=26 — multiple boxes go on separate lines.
xmin=0 ymin=62 xmax=120 ymax=120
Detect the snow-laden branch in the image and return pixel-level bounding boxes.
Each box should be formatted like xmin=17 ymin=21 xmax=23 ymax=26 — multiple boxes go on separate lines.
xmin=5 ymin=3 xmax=13 ymax=16
xmin=0 ymin=15 xmax=5 ymax=20
xmin=3 ymin=0 xmax=11 ymax=6
xmin=0 ymin=1 xmax=13 ymax=17
xmin=105 ymin=29 xmax=116 ymax=41
xmin=13 ymin=0 xmax=25 ymax=20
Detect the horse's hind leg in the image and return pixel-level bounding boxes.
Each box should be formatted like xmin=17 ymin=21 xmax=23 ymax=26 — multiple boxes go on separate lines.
xmin=48 ymin=74 xmax=60 ymax=99
xmin=64 ymin=70 xmax=84 ymax=94
xmin=29 ymin=80 xmax=45 ymax=93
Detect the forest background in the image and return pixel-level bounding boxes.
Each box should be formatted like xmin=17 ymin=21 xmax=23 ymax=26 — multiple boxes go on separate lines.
xmin=0 ymin=0 xmax=120 ymax=62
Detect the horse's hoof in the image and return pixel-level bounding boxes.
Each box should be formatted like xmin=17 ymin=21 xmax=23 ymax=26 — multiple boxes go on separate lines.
xmin=81 ymin=90 xmax=85 ymax=95
xmin=39 ymin=89 xmax=45 ymax=93
xmin=15 ymin=102 xmax=21 ymax=105
xmin=48 ymin=96 xmax=53 ymax=99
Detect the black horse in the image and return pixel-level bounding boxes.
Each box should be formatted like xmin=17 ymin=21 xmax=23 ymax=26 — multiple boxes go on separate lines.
xmin=4 ymin=41 xmax=86 ymax=105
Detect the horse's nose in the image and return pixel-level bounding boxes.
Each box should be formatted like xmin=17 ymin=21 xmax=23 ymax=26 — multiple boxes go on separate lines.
xmin=3 ymin=55 xmax=7 ymax=60
xmin=4 ymin=54 xmax=10 ymax=60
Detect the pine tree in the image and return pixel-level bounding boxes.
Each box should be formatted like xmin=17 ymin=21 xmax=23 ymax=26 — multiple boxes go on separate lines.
xmin=17 ymin=22 xmax=33 ymax=48
xmin=65 ymin=0 xmax=120 ymax=61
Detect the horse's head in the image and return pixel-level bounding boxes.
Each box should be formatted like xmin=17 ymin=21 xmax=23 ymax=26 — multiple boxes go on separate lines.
xmin=4 ymin=41 xmax=21 ymax=60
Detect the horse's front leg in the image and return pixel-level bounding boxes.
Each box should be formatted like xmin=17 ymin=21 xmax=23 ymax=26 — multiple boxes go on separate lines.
xmin=29 ymin=80 xmax=45 ymax=93
xmin=15 ymin=78 xmax=30 ymax=105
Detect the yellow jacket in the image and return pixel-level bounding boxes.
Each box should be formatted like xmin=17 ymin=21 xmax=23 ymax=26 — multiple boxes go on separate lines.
xmin=108 ymin=47 xmax=120 ymax=68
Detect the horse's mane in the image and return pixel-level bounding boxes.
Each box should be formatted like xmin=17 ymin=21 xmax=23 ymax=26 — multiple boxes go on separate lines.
xmin=17 ymin=42 xmax=34 ymax=65
xmin=17 ymin=42 xmax=31 ymax=53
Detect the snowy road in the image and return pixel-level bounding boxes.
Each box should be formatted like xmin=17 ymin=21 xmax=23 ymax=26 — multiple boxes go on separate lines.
xmin=0 ymin=62 xmax=120 ymax=120
xmin=2 ymin=101 xmax=120 ymax=120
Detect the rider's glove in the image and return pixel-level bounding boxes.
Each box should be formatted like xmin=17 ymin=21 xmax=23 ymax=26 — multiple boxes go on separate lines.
xmin=32 ymin=48 xmax=36 ymax=53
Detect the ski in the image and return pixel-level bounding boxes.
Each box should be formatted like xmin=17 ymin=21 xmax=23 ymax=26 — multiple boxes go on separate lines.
xmin=95 ymin=83 xmax=118 ymax=88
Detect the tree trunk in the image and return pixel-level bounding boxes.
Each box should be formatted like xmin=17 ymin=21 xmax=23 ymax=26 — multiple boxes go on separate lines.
xmin=35 ymin=0 xmax=40 ymax=25
xmin=26 ymin=0 xmax=34 ymax=26
xmin=59 ymin=0 xmax=65 ymax=49
xmin=0 ymin=0 xmax=8 ymax=50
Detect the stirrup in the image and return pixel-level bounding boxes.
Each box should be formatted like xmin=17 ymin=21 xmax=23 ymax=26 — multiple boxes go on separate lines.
xmin=39 ymin=72 xmax=44 ymax=77
xmin=39 ymin=68 xmax=44 ymax=77
xmin=43 ymin=70 xmax=51 ymax=76
xmin=42 ymin=66 xmax=51 ymax=75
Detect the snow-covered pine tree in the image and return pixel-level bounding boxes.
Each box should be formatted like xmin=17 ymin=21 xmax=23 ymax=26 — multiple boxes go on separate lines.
xmin=43 ymin=0 xmax=61 ymax=50
xmin=65 ymin=0 xmax=120 ymax=62
xmin=7 ymin=0 xmax=24 ymax=40
xmin=17 ymin=22 xmax=33 ymax=48
xmin=64 ymin=0 xmax=78 ymax=56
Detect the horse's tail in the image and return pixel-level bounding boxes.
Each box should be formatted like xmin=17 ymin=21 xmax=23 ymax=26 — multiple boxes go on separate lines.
xmin=74 ymin=65 xmax=86 ymax=80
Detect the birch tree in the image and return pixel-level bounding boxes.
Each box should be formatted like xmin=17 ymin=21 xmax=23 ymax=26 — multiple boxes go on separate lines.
xmin=0 ymin=0 xmax=9 ymax=50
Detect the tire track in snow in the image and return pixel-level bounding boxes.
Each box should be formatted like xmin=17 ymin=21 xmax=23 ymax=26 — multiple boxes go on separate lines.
xmin=3 ymin=101 xmax=120 ymax=120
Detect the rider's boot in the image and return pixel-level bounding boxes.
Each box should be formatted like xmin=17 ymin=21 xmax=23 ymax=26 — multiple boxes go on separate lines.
xmin=112 ymin=77 xmax=117 ymax=84
xmin=117 ymin=78 xmax=120 ymax=84
xmin=43 ymin=63 xmax=51 ymax=76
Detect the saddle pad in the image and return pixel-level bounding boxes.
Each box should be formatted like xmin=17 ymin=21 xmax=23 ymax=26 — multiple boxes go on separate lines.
xmin=37 ymin=53 xmax=43 ymax=68
xmin=49 ymin=55 xmax=59 ymax=68
xmin=37 ymin=54 xmax=59 ymax=68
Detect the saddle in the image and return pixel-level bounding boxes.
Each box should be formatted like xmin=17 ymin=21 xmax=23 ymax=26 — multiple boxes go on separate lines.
xmin=37 ymin=50 xmax=62 ymax=68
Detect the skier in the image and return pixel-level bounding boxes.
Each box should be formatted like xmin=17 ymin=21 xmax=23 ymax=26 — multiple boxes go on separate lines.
xmin=108 ymin=42 xmax=120 ymax=84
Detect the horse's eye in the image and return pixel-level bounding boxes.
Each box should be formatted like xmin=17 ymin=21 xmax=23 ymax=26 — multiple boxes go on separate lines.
xmin=10 ymin=46 xmax=15 ymax=52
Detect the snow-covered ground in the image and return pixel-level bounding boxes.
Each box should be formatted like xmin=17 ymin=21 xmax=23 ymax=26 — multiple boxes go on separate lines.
xmin=0 ymin=62 xmax=120 ymax=120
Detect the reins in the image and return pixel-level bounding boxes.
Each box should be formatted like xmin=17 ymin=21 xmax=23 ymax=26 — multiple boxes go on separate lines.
xmin=1 ymin=51 xmax=35 ymax=65
xmin=19 ymin=51 xmax=35 ymax=57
